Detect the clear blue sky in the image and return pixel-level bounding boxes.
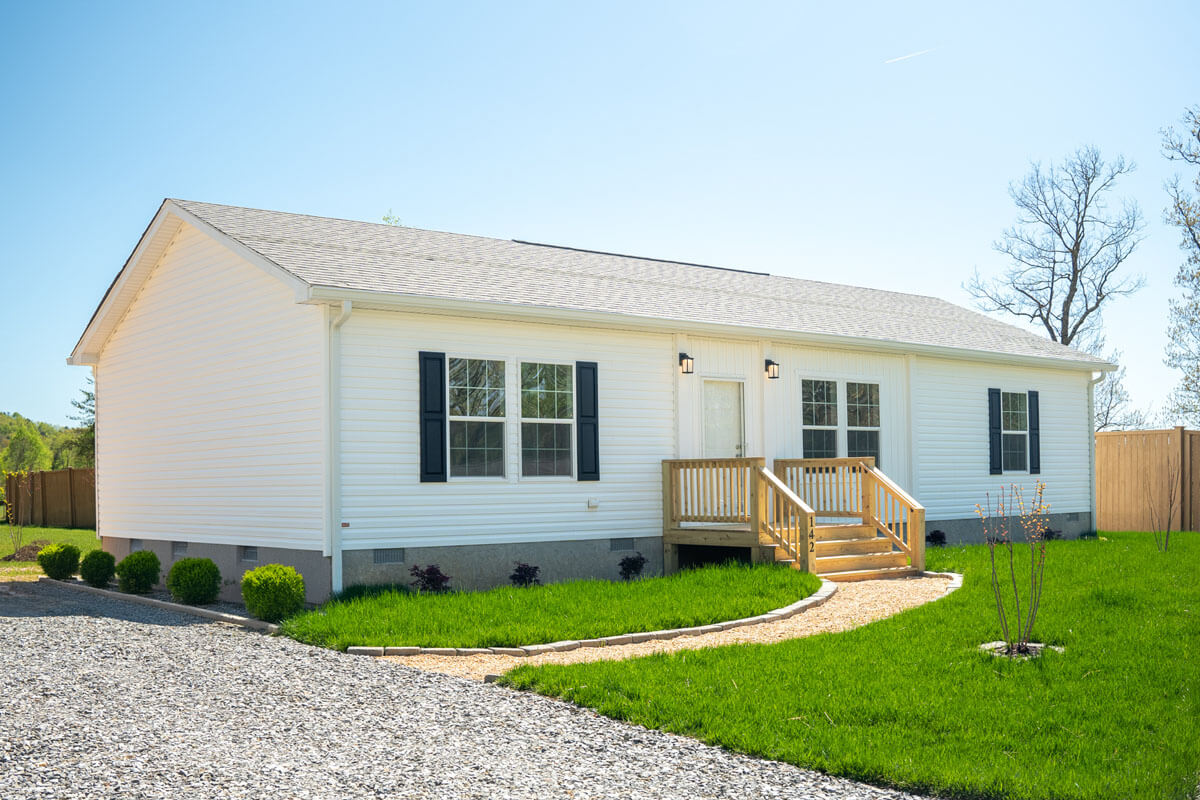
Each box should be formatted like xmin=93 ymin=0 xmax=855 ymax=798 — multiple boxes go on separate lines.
xmin=2 ymin=0 xmax=1196 ymax=425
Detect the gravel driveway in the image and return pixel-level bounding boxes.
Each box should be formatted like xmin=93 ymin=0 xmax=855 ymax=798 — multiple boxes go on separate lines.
xmin=0 ymin=580 xmax=926 ymax=800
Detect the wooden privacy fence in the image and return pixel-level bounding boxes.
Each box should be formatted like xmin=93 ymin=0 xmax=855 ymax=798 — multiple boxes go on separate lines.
xmin=3 ymin=468 xmax=96 ymax=529
xmin=1096 ymin=427 xmax=1198 ymax=532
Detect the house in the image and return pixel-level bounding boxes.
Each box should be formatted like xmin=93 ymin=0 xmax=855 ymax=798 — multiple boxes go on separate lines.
xmin=69 ymin=200 xmax=1111 ymax=601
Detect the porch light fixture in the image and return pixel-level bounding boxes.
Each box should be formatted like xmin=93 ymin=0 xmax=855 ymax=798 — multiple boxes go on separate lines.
xmin=765 ymin=359 xmax=780 ymax=379
xmin=678 ymin=352 xmax=694 ymax=374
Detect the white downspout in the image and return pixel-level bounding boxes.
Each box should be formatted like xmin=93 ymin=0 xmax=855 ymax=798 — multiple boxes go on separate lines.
xmin=329 ymin=300 xmax=352 ymax=593
xmin=1087 ymin=371 xmax=1104 ymax=534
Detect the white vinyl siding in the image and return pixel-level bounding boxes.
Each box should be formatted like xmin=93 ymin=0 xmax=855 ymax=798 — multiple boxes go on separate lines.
xmin=912 ymin=357 xmax=1091 ymax=520
xmin=337 ymin=311 xmax=675 ymax=549
xmin=95 ymin=223 xmax=326 ymax=550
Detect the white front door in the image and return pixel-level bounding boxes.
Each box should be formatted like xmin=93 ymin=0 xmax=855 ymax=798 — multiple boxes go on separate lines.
xmin=703 ymin=380 xmax=745 ymax=458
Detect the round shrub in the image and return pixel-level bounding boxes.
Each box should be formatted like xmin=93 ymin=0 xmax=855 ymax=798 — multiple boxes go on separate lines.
xmin=241 ymin=564 xmax=305 ymax=622
xmin=79 ymin=549 xmax=116 ymax=588
xmin=37 ymin=543 xmax=81 ymax=580
xmin=166 ymin=557 xmax=221 ymax=605
xmin=115 ymin=550 xmax=161 ymax=594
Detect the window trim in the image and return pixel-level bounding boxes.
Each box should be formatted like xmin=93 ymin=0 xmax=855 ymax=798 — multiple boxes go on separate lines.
xmin=798 ymin=374 xmax=884 ymax=463
xmin=999 ymin=389 xmax=1030 ymax=474
xmin=800 ymin=377 xmax=839 ymax=459
xmin=445 ymin=354 xmax=509 ymax=482
xmin=518 ymin=361 xmax=575 ymax=480
xmin=845 ymin=381 xmax=882 ymax=466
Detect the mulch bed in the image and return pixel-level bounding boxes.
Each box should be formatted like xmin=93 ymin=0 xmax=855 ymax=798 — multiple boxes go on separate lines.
xmin=1 ymin=540 xmax=50 ymax=562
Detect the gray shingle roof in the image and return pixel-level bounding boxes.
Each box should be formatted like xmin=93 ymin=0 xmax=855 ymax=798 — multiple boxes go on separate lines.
xmin=173 ymin=199 xmax=1108 ymax=368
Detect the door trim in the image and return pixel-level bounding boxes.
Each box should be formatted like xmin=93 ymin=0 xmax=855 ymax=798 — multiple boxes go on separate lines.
xmin=701 ymin=378 xmax=746 ymax=458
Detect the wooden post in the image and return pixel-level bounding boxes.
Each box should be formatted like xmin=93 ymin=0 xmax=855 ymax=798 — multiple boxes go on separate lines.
xmin=860 ymin=465 xmax=876 ymax=526
xmin=910 ymin=507 xmax=926 ymax=571
xmin=39 ymin=470 xmax=48 ymax=527
xmin=749 ymin=466 xmax=764 ymax=563
xmin=1178 ymin=427 xmax=1189 ymax=533
xmin=661 ymin=462 xmax=675 ymax=574
xmin=66 ymin=468 xmax=77 ymax=528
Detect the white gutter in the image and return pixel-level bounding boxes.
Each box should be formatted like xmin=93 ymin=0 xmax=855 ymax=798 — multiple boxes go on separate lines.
xmin=303 ymin=285 xmax=1116 ymax=374
xmin=1088 ymin=371 xmax=1105 ymax=533
xmin=328 ymin=300 xmax=352 ymax=593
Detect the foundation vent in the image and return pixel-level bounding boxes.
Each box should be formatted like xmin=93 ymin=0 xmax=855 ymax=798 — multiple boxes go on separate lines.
xmin=374 ymin=548 xmax=406 ymax=565
xmin=609 ymin=538 xmax=635 ymax=551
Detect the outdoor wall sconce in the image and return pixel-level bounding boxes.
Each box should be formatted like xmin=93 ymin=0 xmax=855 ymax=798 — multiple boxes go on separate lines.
xmin=765 ymin=359 xmax=780 ymax=379
xmin=678 ymin=353 xmax=694 ymax=374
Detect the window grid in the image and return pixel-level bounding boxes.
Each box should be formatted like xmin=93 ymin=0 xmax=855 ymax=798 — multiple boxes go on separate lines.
xmin=448 ymin=357 xmax=506 ymax=478
xmin=846 ymin=382 xmax=881 ymax=466
xmin=1001 ymin=391 xmax=1028 ymax=472
xmin=521 ymin=362 xmax=573 ymax=477
xmin=801 ymin=379 xmax=839 ymax=459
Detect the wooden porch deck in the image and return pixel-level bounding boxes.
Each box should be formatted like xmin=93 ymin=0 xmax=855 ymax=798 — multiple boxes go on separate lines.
xmin=662 ymin=457 xmax=925 ymax=581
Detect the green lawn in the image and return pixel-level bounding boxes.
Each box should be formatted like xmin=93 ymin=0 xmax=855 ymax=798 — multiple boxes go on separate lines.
xmin=282 ymin=563 xmax=822 ymax=650
xmin=503 ymin=532 xmax=1200 ymax=800
xmin=1 ymin=525 xmax=100 ymax=580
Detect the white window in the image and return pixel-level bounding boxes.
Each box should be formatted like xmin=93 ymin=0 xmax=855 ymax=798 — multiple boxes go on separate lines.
xmin=447 ymin=358 xmax=506 ymax=477
xmin=520 ymin=362 xmax=574 ymax=477
xmin=801 ymin=379 xmax=838 ymax=458
xmin=846 ymin=382 xmax=881 ymax=466
xmin=1001 ymin=391 xmax=1028 ymax=472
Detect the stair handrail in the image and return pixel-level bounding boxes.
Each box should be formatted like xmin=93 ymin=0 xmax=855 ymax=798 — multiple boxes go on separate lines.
xmin=857 ymin=460 xmax=926 ymax=570
xmin=755 ymin=466 xmax=815 ymax=573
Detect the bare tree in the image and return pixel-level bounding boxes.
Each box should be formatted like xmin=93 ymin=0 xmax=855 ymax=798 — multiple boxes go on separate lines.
xmin=1082 ymin=333 xmax=1149 ymax=431
xmin=1145 ymin=439 xmax=1181 ymax=552
xmin=969 ymin=146 xmax=1146 ymax=347
xmin=1163 ymin=106 xmax=1200 ymax=424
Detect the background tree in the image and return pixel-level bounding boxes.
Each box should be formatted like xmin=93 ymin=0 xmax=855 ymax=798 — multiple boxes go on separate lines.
xmin=969 ymin=146 xmax=1147 ymax=431
xmin=969 ymin=146 xmax=1145 ymax=346
xmin=1 ymin=419 xmax=52 ymax=472
xmin=1162 ymin=106 xmax=1200 ymax=424
xmin=69 ymin=379 xmax=96 ymax=467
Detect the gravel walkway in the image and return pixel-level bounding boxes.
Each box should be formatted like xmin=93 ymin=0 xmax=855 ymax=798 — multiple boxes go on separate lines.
xmin=0 ymin=580 xmax=930 ymax=800
xmin=386 ymin=575 xmax=953 ymax=681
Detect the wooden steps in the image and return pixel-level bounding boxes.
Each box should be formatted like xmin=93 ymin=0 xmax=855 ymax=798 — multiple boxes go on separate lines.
xmin=821 ymin=566 xmax=923 ymax=582
xmin=809 ymin=522 xmax=918 ymax=582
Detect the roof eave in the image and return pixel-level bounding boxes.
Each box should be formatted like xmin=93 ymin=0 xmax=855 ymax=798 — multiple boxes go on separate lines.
xmin=304 ymin=285 xmax=1115 ymax=373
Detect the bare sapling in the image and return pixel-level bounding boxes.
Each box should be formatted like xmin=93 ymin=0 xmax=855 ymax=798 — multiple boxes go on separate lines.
xmin=3 ymin=471 xmax=27 ymax=556
xmin=976 ymin=483 xmax=1050 ymax=655
xmin=1146 ymin=445 xmax=1181 ymax=552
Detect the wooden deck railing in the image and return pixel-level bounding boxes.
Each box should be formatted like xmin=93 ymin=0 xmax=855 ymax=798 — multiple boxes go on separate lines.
xmin=662 ymin=457 xmax=764 ymax=526
xmin=775 ymin=457 xmax=925 ymax=570
xmin=773 ymin=457 xmax=875 ymax=518
xmin=662 ymin=456 xmax=923 ymax=572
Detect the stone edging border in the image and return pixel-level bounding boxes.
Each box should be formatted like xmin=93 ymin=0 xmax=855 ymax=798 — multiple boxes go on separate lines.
xmin=345 ymin=578 xmax=840 ymax=658
xmin=922 ymin=570 xmax=964 ymax=597
xmin=37 ymin=576 xmax=279 ymax=634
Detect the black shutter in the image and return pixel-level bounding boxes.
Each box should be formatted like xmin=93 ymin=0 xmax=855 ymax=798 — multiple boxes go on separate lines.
xmin=418 ymin=351 xmax=447 ymax=482
xmin=576 ymin=361 xmax=599 ymax=481
xmin=1028 ymin=390 xmax=1040 ymax=475
xmin=988 ymin=388 xmax=1003 ymax=475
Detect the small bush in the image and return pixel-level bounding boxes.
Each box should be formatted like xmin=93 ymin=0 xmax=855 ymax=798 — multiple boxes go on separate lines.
xmin=37 ymin=543 xmax=81 ymax=580
xmin=166 ymin=557 xmax=221 ymax=605
xmin=409 ymin=564 xmax=451 ymax=593
xmin=79 ymin=549 xmax=116 ymax=588
xmin=509 ymin=562 xmax=541 ymax=588
xmin=1043 ymin=529 xmax=1062 ymax=541
xmin=116 ymin=550 xmax=161 ymax=594
xmin=333 ymin=583 xmax=411 ymax=602
xmin=242 ymin=564 xmax=306 ymax=622
xmin=1079 ymin=530 xmax=1099 ymax=540
xmin=926 ymin=530 xmax=947 ymax=547
xmin=618 ymin=552 xmax=647 ymax=581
